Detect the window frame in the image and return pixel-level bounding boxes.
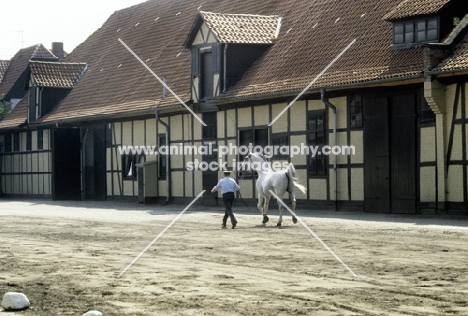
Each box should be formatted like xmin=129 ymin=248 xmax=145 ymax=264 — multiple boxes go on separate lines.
xmin=348 ymin=94 xmax=363 ymax=129
xmin=393 ymin=17 xmax=439 ymax=45
xmin=307 ymin=110 xmax=327 ymax=177
xmin=122 ymin=153 xmax=145 ymax=180
xmin=238 ymin=127 xmax=269 ymax=178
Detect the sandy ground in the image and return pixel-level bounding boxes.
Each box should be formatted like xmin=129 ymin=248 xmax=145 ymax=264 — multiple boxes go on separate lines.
xmin=0 ymin=199 xmax=468 ymax=315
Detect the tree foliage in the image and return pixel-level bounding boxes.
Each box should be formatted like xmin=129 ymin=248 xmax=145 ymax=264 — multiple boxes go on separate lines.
xmin=0 ymin=94 xmax=11 ymax=121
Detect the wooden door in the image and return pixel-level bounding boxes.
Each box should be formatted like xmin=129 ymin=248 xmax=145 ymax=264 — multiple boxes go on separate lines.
xmin=364 ymin=96 xmax=391 ymax=213
xmin=52 ymin=128 xmax=81 ymax=200
xmin=391 ymin=94 xmax=417 ymax=214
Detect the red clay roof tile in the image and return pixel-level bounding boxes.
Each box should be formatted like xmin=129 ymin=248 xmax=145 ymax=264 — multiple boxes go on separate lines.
xmin=383 ymin=0 xmax=451 ymax=21
xmin=29 ymin=61 xmax=87 ymax=88
xmin=199 ymin=11 xmax=281 ymax=44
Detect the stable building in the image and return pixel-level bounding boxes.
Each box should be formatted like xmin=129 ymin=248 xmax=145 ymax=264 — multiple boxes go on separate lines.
xmin=1 ymin=0 xmax=468 ymax=215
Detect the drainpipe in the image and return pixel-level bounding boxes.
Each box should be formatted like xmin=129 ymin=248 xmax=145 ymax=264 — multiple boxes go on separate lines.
xmin=223 ymin=44 xmax=228 ymax=92
xmin=155 ymin=110 xmax=171 ymax=204
xmin=321 ymin=88 xmax=338 ymax=211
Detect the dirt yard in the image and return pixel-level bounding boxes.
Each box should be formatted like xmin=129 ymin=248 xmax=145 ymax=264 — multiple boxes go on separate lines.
xmin=0 ymin=199 xmax=467 ymax=315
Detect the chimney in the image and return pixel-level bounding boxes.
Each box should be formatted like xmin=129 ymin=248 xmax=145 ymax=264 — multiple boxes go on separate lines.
xmin=51 ymin=42 xmax=64 ymax=60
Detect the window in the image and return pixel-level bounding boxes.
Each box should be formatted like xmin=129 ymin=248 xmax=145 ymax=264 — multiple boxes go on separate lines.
xmin=308 ymin=111 xmax=327 ymax=175
xmin=239 ymin=128 xmax=268 ymax=176
xmin=26 ymin=131 xmax=32 ymax=151
xmin=35 ymin=87 xmax=41 ymax=119
xmin=393 ymin=18 xmax=438 ymax=45
xmin=417 ymin=18 xmax=438 ymax=42
xmin=421 ymin=98 xmax=435 ymax=124
xmin=13 ymin=132 xmax=19 ymax=152
xmin=200 ymin=51 xmax=214 ymax=100
xmin=158 ymin=135 xmax=167 ymax=180
xmin=37 ymin=130 xmax=43 ymax=150
xmin=202 ymin=112 xmax=217 ymax=139
xmin=3 ymin=133 xmax=11 ymax=153
xmin=122 ymin=154 xmax=145 ymax=180
xmin=348 ymin=95 xmax=363 ymax=128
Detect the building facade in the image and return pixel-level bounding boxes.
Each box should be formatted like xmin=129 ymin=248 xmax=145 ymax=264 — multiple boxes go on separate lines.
xmin=1 ymin=0 xmax=468 ymax=214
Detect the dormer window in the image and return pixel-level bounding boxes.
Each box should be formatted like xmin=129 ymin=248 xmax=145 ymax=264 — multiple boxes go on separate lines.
xmin=384 ymin=0 xmax=468 ymax=50
xmin=393 ymin=17 xmax=439 ymax=45
xmin=184 ymin=11 xmax=282 ymax=106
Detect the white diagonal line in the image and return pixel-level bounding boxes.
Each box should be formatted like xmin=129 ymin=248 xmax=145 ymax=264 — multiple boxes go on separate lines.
xmin=118 ymin=38 xmax=207 ymax=126
xmin=269 ymin=190 xmax=357 ymax=277
xmin=117 ymin=190 xmax=206 ymax=278
xmin=269 ymin=39 xmax=357 ymax=126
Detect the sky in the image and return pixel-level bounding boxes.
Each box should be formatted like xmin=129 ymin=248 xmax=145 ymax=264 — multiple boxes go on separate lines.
xmin=1 ymin=0 xmax=148 ymax=60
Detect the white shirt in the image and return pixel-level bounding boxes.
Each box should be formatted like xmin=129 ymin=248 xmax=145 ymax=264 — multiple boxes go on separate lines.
xmin=213 ymin=176 xmax=240 ymax=194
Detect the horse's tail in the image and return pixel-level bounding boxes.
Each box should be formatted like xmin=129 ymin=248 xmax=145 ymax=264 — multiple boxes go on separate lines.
xmin=287 ymin=163 xmax=307 ymax=195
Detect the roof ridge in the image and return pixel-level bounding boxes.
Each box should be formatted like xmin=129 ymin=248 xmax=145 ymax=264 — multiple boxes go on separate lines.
xmin=29 ymin=60 xmax=87 ymax=66
xmin=200 ymin=11 xmax=280 ymax=18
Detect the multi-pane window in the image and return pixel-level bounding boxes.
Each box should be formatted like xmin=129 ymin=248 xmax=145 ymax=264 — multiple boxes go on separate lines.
xmin=122 ymin=154 xmax=145 ymax=180
xmin=394 ymin=18 xmax=438 ymax=44
xmin=308 ymin=111 xmax=327 ymax=175
xmin=349 ymin=95 xmax=363 ymax=128
xmin=239 ymin=128 xmax=268 ymax=176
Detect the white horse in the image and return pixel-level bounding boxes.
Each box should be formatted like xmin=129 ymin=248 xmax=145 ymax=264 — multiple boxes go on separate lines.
xmin=245 ymin=153 xmax=307 ymax=226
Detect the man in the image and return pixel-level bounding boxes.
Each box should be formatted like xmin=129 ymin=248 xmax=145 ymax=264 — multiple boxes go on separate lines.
xmin=211 ymin=170 xmax=240 ymax=229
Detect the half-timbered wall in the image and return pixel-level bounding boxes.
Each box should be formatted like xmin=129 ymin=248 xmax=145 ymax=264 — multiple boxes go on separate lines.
xmin=444 ymin=82 xmax=468 ymax=209
xmin=1 ymin=129 xmax=52 ymax=196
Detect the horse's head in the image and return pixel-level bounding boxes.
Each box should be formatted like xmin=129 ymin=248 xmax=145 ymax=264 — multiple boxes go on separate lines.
xmin=244 ymin=152 xmax=271 ymax=173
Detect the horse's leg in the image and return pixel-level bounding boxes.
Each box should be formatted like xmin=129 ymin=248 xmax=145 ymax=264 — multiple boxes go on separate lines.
xmin=262 ymin=196 xmax=271 ymax=224
xmin=290 ymin=191 xmax=298 ymax=224
xmin=277 ymin=198 xmax=284 ymax=227
xmin=257 ymin=192 xmax=269 ymax=224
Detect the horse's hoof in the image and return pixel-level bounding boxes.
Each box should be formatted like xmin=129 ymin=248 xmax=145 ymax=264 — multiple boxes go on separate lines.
xmin=262 ymin=215 xmax=269 ymax=224
xmin=277 ymin=222 xmax=281 ymax=227
xmin=292 ymin=217 xmax=298 ymax=224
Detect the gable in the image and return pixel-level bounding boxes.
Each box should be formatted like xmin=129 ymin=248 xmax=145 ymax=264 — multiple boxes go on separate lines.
xmin=192 ymin=21 xmax=219 ymax=45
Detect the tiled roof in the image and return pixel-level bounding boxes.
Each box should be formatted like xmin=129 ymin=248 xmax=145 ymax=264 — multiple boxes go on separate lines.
xmin=29 ymin=61 xmax=87 ymax=88
xmin=433 ymin=38 xmax=468 ymax=72
xmin=199 ymin=11 xmax=281 ymax=44
xmin=383 ymin=0 xmax=451 ymax=21
xmin=0 ymin=44 xmax=57 ymax=97
xmin=2 ymin=0 xmax=464 ymax=126
xmin=0 ymin=97 xmax=27 ymax=129
xmin=0 ymin=60 xmax=10 ymax=84
xmin=33 ymin=0 xmax=427 ymax=124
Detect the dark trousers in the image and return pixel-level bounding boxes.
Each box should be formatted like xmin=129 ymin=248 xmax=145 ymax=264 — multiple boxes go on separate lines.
xmin=222 ymin=192 xmax=237 ymax=225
